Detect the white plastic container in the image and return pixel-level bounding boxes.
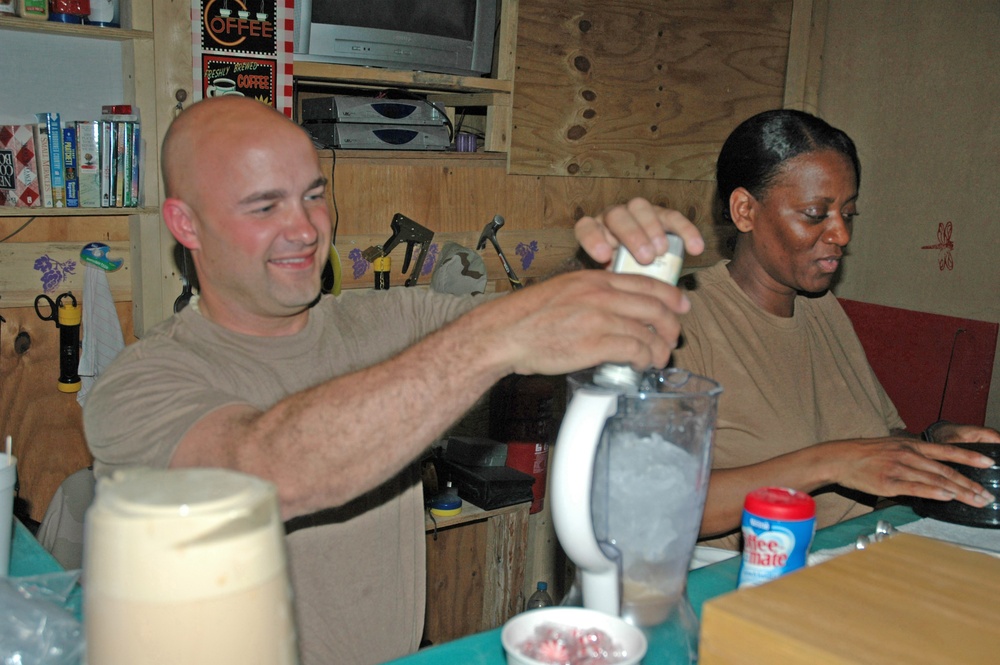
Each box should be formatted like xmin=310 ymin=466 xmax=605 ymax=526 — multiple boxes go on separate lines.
xmin=87 ymin=0 xmax=118 ymax=26
xmin=84 ymin=467 xmax=297 ymax=664
xmin=593 ymin=234 xmax=685 ymax=391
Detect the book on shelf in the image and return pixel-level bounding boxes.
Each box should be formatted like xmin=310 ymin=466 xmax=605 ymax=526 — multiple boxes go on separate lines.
xmin=62 ymin=125 xmax=79 ymax=208
xmin=32 ymin=123 xmax=53 ymax=207
xmin=99 ymin=120 xmax=113 ymax=207
xmin=100 ymin=105 xmax=142 ymax=208
xmin=37 ymin=112 xmax=66 ymax=208
xmin=0 ymin=124 xmax=41 ymax=208
xmin=114 ymin=120 xmax=127 ymax=207
xmin=130 ymin=122 xmax=141 ymax=207
xmin=10 ymin=107 xmax=146 ymax=210
xmin=75 ymin=120 xmax=101 ymax=208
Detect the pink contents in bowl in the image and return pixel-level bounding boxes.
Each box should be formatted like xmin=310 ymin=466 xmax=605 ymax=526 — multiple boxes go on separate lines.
xmin=518 ymin=622 xmax=628 ymax=665
xmin=501 ymin=607 xmax=647 ymax=665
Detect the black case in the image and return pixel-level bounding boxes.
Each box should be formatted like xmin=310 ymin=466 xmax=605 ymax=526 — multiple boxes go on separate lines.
xmin=435 ymin=459 xmax=534 ymax=511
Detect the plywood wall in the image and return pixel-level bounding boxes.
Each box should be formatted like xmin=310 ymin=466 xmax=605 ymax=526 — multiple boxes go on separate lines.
xmin=509 ymin=0 xmax=793 ymax=180
xmin=326 ymin=152 xmax=726 ymax=292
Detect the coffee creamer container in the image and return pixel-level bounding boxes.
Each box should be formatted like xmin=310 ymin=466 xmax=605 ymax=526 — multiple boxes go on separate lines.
xmin=737 ymin=486 xmax=816 ymax=588
xmin=84 ymin=467 xmax=298 ymax=664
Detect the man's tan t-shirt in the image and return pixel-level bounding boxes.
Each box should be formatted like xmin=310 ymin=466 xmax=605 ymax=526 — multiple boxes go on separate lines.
xmin=671 ymin=261 xmax=905 ymax=549
xmin=84 ymin=288 xmax=478 ymax=665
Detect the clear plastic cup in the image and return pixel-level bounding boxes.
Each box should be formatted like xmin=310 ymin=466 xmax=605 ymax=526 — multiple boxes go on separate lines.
xmin=0 ymin=456 xmax=16 ymax=576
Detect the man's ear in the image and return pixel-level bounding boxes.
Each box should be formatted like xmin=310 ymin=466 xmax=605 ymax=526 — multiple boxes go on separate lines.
xmin=729 ymin=187 xmax=757 ymax=233
xmin=162 ymin=198 xmax=200 ymax=249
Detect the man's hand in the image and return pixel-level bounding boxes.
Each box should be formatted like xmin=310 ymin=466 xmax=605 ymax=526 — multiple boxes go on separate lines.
xmin=478 ymin=198 xmax=702 ymax=377
xmin=457 ymin=268 xmax=691 ymax=378
xmin=574 ymin=197 xmax=705 ymax=266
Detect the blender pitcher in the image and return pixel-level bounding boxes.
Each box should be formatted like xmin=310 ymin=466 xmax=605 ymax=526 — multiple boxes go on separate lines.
xmin=551 ymin=369 xmax=721 ymax=637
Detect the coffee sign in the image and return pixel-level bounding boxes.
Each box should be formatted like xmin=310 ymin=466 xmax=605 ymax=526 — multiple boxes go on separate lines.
xmin=192 ymin=0 xmax=293 ymax=116
xmin=203 ymin=56 xmax=276 ymax=106
xmin=201 ymin=0 xmax=276 ymax=56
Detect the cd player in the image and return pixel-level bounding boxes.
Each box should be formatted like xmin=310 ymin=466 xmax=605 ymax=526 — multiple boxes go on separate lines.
xmin=301 ymin=95 xmax=446 ymax=126
xmin=304 ymin=122 xmax=451 ymax=150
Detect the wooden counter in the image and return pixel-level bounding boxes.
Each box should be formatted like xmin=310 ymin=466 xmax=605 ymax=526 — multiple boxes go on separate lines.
xmin=423 ymin=500 xmax=530 ymax=646
xmin=700 ymin=533 xmax=1000 ymax=664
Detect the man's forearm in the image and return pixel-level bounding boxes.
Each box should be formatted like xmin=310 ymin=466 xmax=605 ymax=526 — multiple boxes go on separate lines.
xmin=173 ymin=308 xmax=509 ymax=520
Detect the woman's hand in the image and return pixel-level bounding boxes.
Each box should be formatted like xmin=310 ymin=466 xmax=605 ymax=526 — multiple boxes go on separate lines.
xmin=701 ymin=433 xmax=997 ymax=539
xmin=823 ymin=436 xmax=996 ymax=507
xmin=926 ymin=421 xmax=1000 ymax=444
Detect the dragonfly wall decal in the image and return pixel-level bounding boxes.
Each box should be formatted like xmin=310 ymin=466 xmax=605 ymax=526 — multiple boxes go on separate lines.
xmin=921 ymin=221 xmax=954 ymax=271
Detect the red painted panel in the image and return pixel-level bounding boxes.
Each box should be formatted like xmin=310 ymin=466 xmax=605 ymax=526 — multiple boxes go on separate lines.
xmin=839 ymin=299 xmax=997 ymax=433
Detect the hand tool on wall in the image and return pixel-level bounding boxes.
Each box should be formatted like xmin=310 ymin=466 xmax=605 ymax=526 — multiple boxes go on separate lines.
xmin=34 ymin=292 xmax=81 ymax=393
xmin=477 ymin=214 xmax=522 ymax=290
xmin=362 ymin=213 xmax=435 ymax=287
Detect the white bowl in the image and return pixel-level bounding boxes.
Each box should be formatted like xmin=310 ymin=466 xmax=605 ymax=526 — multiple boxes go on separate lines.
xmin=501 ymin=607 xmax=647 ymax=665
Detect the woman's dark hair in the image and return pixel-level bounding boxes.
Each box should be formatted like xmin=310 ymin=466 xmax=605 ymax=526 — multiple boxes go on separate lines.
xmin=716 ymin=110 xmax=860 ymax=221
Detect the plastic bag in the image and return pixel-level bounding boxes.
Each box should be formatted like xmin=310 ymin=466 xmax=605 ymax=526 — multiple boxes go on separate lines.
xmin=0 ymin=571 xmax=84 ymax=665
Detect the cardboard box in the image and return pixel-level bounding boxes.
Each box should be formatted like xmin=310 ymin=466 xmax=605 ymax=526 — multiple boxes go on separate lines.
xmin=699 ymin=534 xmax=1000 ymax=664
xmin=17 ymin=0 xmax=47 ymax=19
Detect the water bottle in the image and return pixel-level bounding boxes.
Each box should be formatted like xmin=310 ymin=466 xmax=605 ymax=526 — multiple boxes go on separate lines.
xmin=525 ymin=581 xmax=554 ymax=610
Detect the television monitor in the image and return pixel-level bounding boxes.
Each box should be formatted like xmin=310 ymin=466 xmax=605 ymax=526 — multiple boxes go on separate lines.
xmin=293 ymin=0 xmax=498 ymax=78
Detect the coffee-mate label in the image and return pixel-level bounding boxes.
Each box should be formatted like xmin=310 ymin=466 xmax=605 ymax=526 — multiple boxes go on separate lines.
xmin=737 ymin=487 xmax=816 ymax=588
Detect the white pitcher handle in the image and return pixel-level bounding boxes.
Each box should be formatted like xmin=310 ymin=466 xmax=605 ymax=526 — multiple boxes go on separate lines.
xmin=550 ymin=386 xmax=620 ymax=617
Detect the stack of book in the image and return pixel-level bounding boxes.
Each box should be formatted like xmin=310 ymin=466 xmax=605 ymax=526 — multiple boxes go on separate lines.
xmin=0 ymin=105 xmax=142 ymax=209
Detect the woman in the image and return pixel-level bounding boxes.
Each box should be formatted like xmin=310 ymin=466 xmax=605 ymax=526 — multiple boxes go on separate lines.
xmin=670 ymin=109 xmax=999 ymax=548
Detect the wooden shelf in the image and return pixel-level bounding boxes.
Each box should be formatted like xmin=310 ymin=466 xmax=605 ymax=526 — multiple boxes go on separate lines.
xmin=0 ymin=15 xmax=151 ymax=40
xmin=424 ymin=499 xmax=530 ymax=644
xmin=424 ymin=499 xmax=528 ymax=531
xmin=0 ymin=207 xmax=157 ymax=217
xmin=318 ymin=149 xmax=506 ymax=164
xmin=294 ymin=61 xmax=512 ymax=95
xmin=0 ymin=1 xmax=166 ymax=334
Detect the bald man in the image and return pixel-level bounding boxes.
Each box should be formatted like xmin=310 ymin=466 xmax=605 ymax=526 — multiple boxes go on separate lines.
xmin=84 ymin=97 xmax=704 ymax=664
